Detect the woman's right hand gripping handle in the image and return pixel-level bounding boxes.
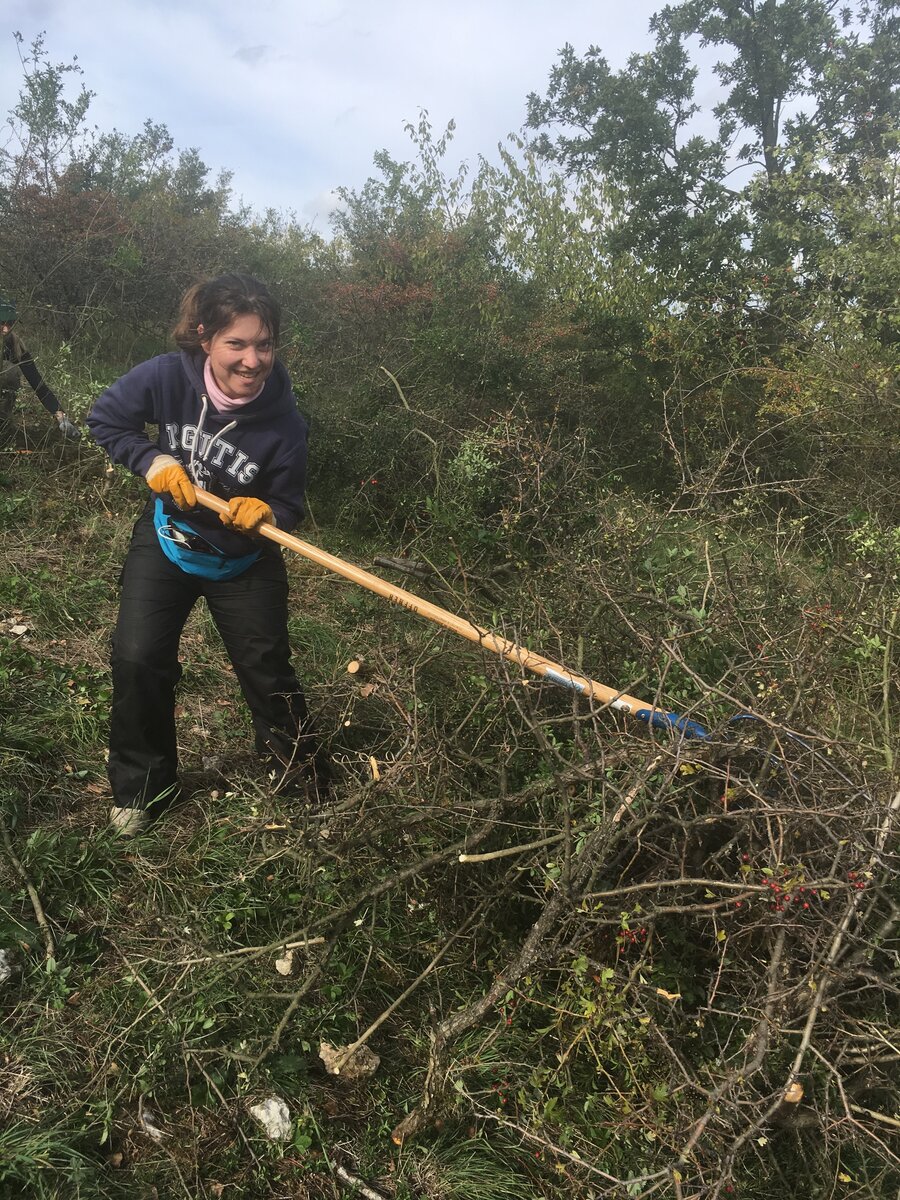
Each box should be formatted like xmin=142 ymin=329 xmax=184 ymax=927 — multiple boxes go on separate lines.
xmin=145 ymin=455 xmax=197 ymax=510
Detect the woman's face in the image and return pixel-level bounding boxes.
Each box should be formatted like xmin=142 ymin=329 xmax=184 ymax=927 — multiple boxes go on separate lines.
xmin=200 ymin=313 xmax=275 ymax=399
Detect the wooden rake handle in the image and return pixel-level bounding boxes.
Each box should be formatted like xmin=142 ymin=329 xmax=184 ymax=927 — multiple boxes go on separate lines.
xmin=192 ymin=486 xmax=707 ymax=737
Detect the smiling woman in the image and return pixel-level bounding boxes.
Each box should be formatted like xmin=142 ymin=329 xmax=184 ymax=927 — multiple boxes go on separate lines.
xmin=200 ymin=315 xmax=275 ymax=401
xmin=86 ymin=273 xmax=332 ymax=835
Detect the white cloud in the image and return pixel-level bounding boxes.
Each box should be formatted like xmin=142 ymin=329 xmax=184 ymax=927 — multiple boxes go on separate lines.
xmin=2 ymin=0 xmax=663 ymax=220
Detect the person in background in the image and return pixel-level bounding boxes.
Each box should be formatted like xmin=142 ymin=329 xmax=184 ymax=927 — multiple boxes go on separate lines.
xmin=0 ymin=298 xmax=81 ymax=444
xmin=87 ymin=273 xmax=329 ymax=836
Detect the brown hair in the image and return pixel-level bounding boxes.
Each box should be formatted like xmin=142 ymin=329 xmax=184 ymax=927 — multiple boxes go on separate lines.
xmin=172 ymin=273 xmax=281 ymax=351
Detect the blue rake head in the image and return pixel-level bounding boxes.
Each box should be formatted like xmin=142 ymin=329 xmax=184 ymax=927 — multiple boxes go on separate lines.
xmin=634 ymin=708 xmax=711 ymax=740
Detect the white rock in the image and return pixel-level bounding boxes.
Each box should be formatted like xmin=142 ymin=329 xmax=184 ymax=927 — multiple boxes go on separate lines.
xmin=248 ymin=1096 xmax=291 ymax=1140
xmin=0 ymin=949 xmax=13 ymax=985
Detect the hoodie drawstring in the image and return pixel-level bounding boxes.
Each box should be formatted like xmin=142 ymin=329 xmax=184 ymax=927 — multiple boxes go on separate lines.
xmin=190 ymin=394 xmax=237 ymax=487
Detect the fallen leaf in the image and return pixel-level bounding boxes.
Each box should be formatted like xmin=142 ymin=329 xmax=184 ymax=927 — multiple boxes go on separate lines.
xmin=0 ymin=950 xmax=14 ymax=985
xmin=359 ymin=682 xmax=377 ymax=698
xmin=368 ymin=756 xmax=381 ymax=781
xmin=319 ymin=1041 xmax=380 ymax=1080
xmin=655 ymin=987 xmax=682 ymax=1001
xmin=139 ymin=1106 xmax=166 ymax=1142
xmin=783 ymin=1080 xmax=804 ymax=1104
xmin=9 ymin=624 xmax=29 ymax=636
xmin=274 ymin=949 xmax=294 ymax=976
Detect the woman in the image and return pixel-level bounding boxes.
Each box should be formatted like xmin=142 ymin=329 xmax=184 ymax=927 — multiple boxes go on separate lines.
xmin=88 ymin=273 xmax=328 ymax=835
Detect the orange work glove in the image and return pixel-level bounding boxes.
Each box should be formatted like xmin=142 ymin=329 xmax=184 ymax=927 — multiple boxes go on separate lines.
xmin=219 ymin=495 xmax=274 ymax=533
xmin=145 ymin=455 xmax=196 ymax=510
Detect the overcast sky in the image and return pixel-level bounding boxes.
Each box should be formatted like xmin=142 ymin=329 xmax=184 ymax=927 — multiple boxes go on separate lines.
xmin=1 ymin=0 xmax=666 ymax=232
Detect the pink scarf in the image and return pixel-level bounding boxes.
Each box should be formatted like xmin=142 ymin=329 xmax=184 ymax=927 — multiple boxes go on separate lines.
xmin=204 ymin=358 xmax=264 ymax=413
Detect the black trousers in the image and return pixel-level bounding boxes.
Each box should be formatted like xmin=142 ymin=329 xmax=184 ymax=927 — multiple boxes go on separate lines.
xmin=109 ymin=512 xmax=314 ymax=809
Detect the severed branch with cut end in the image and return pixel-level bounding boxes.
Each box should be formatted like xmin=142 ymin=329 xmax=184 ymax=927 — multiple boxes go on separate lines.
xmin=0 ymin=811 xmax=55 ymax=961
xmin=390 ymin=755 xmax=664 ymax=1145
xmin=334 ymin=1163 xmax=390 ymax=1200
xmin=391 ymin=883 xmax=571 ymax=1144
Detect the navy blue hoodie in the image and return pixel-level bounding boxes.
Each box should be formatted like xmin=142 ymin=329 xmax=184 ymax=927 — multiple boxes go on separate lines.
xmin=88 ymin=350 xmax=308 ymax=557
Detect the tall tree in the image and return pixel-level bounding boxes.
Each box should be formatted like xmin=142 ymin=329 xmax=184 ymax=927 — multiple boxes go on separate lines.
xmin=0 ymin=31 xmax=94 ymax=198
xmin=526 ymin=0 xmax=900 ymax=298
xmin=0 ymin=32 xmax=240 ymax=353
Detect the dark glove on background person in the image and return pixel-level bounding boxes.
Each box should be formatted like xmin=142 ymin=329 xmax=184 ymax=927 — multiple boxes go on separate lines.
xmin=55 ymin=412 xmax=82 ymax=441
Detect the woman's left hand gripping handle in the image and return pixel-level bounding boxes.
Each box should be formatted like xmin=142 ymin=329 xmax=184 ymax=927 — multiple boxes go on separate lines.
xmin=218 ymin=496 xmax=274 ymax=533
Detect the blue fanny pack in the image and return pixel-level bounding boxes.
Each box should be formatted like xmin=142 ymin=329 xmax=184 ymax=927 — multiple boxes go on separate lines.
xmin=153 ymin=498 xmax=260 ymax=580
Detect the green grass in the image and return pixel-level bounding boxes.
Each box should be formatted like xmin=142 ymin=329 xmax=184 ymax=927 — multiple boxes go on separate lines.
xmin=1 ymin=409 xmax=898 ymax=1198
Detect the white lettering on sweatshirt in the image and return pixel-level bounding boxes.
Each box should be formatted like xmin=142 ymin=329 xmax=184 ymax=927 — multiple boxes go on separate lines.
xmin=174 ymin=423 xmax=261 ymax=484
